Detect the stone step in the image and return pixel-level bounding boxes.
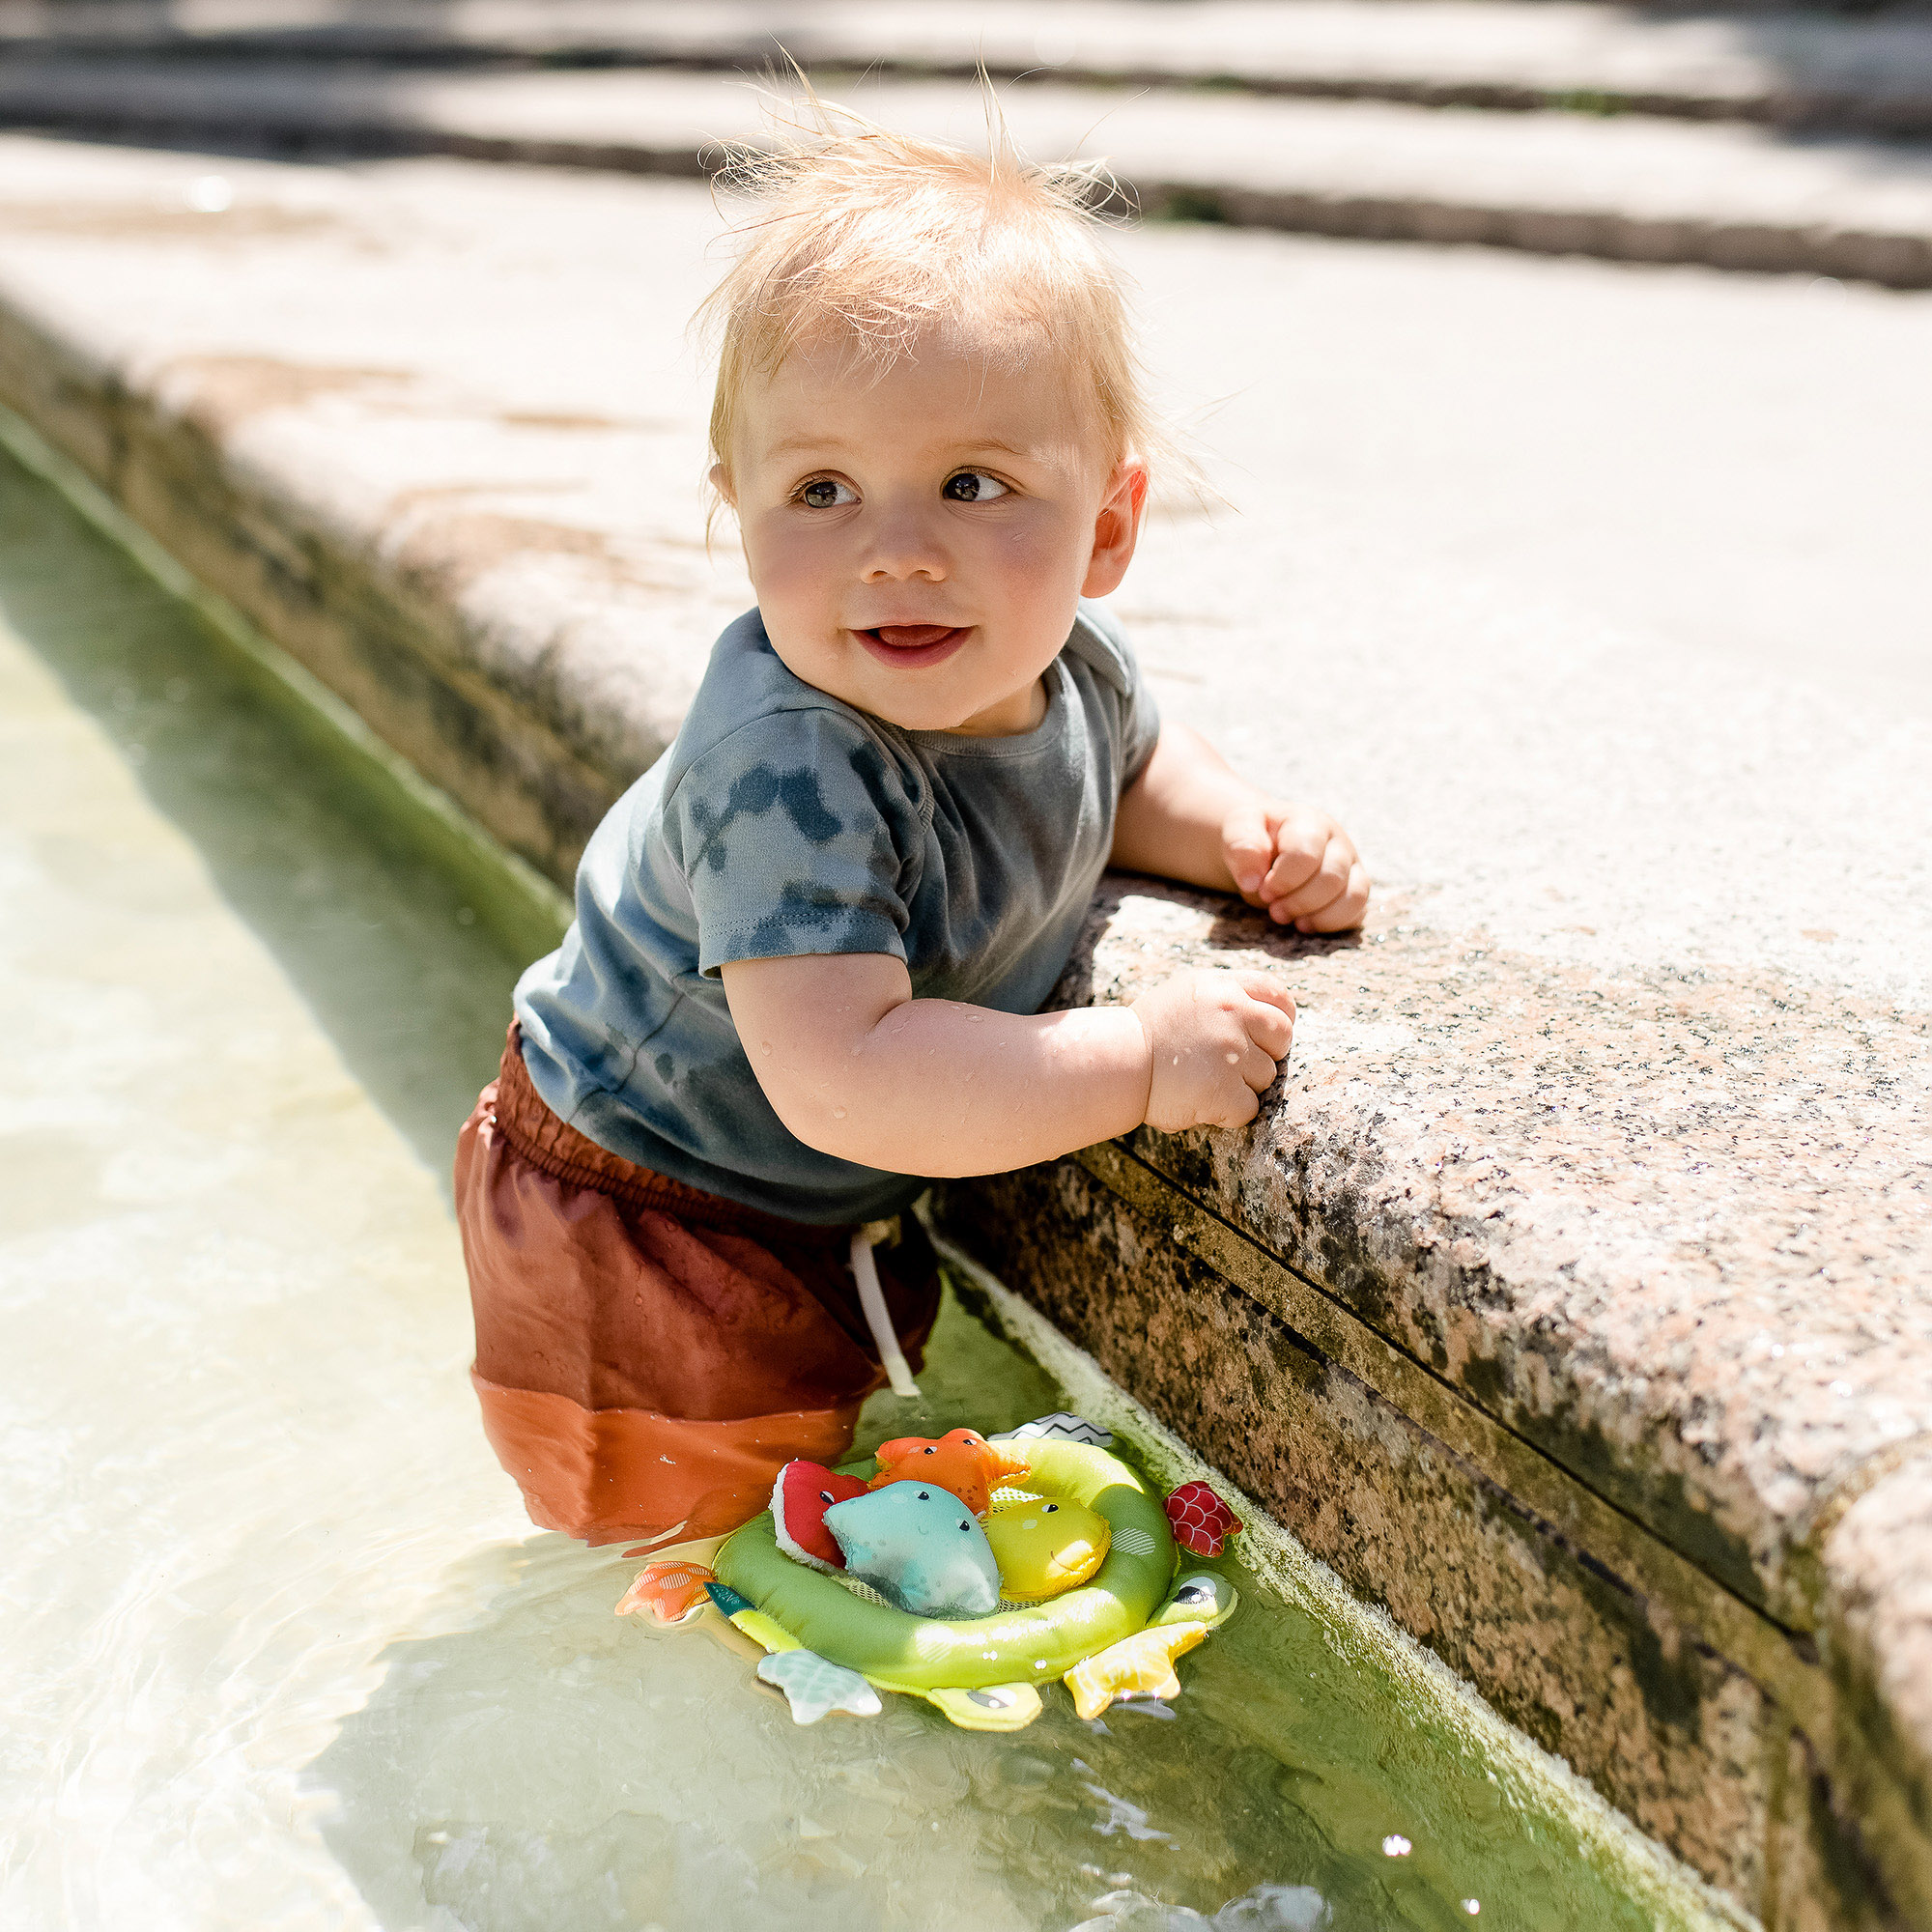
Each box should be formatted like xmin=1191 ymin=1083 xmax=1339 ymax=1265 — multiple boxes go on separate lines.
xmin=4 ymin=0 xmax=1930 ymax=135
xmin=1 ymin=131 xmax=1927 ymax=1924
xmin=2 ymin=55 xmax=1930 ymax=284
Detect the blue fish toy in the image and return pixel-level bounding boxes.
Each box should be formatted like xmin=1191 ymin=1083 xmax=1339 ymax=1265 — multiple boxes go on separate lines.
xmin=823 ymin=1483 xmax=1001 ymax=1619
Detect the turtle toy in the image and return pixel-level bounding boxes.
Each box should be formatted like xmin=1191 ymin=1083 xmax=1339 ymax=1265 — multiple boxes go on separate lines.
xmin=617 ymin=1415 xmax=1240 ymax=1731
xmin=1165 ymin=1481 xmax=1244 ymax=1558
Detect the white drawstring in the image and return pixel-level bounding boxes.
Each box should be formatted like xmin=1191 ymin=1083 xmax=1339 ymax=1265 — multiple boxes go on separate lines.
xmin=851 ymin=1225 xmax=922 ymax=1399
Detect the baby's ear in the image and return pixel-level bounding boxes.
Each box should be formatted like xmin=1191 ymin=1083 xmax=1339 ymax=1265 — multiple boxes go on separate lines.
xmin=1081 ymin=456 xmax=1149 ymax=598
xmin=708 ymin=462 xmax=737 ymax=508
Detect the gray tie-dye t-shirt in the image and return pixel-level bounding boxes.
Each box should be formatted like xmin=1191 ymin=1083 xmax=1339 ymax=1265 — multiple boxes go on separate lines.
xmin=513 ymin=601 xmax=1160 ymax=1225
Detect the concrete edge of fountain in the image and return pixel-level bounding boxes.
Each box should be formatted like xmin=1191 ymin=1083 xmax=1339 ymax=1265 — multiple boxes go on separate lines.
xmin=1 ymin=277 xmax=1927 ymax=1928
xmin=0 ymin=397 xmax=573 ymax=969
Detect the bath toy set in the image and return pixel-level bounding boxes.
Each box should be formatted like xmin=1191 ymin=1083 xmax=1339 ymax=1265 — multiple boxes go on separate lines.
xmin=617 ymin=1415 xmax=1242 ymax=1731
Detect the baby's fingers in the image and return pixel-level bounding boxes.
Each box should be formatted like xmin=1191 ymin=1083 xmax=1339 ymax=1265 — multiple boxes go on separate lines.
xmin=1208 ymin=1082 xmax=1263 ymax=1129
xmin=1232 ymin=979 xmax=1295 ymax=1060
xmin=1235 ymin=1038 xmax=1282 ymax=1093
xmin=1222 ymin=803 xmax=1277 ymax=900
xmin=1259 ymin=814 xmax=1329 ymax=901
xmin=1294 ymin=861 xmax=1372 ymax=934
xmin=1268 ymin=835 xmax=1355 ymax=923
xmin=1233 ymin=970 xmax=1296 ymax=1022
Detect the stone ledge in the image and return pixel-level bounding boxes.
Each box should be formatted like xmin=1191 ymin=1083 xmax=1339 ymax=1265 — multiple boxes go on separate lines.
xmin=0 ymin=156 xmax=750 ymax=877
xmin=938 ymin=874 xmax=1932 ymax=1920
xmin=5 ymin=0 xmax=1931 ymax=136
xmin=2 ymin=58 xmax=1931 ymax=286
xmin=1033 ymin=880 xmax=1932 ymax=1638
xmin=1 ymin=133 xmax=1927 ymax=1927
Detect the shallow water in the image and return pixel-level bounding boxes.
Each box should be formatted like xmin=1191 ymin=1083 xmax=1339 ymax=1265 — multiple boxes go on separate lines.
xmin=0 ymin=440 xmax=1735 ymax=1931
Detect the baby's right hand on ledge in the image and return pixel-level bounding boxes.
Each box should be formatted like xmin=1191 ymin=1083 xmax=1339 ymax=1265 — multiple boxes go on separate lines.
xmin=1130 ymin=969 xmax=1296 ymax=1132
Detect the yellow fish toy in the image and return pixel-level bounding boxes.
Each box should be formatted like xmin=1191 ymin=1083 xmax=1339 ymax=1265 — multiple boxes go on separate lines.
xmin=984 ymin=1496 xmax=1111 ymax=1602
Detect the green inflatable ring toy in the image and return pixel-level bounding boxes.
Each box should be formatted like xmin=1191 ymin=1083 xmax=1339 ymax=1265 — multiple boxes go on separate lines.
xmin=715 ymin=1437 xmax=1174 ymax=1693
xmin=617 ymin=1419 xmax=1242 ymax=1731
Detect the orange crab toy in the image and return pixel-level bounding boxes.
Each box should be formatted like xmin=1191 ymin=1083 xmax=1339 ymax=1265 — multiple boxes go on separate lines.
xmin=868 ymin=1428 xmax=1022 ymax=1518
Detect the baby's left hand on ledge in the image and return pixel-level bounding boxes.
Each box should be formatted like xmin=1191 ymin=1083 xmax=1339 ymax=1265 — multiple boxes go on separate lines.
xmin=1221 ymin=800 xmax=1371 ymax=934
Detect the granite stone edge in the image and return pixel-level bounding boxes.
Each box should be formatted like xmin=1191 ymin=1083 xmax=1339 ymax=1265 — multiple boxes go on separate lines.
xmin=0 ymin=279 xmax=658 ymax=881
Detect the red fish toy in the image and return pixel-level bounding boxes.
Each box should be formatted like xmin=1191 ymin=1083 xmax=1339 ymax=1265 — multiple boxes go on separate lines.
xmin=771 ymin=1460 xmax=870 ymax=1571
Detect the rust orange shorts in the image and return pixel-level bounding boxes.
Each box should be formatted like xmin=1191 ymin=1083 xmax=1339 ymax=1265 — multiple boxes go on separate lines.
xmin=453 ymin=1025 xmax=940 ymax=1547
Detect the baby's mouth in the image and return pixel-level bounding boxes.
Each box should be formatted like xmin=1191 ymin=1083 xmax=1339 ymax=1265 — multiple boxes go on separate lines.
xmin=855 ymin=624 xmax=971 ymax=669
xmin=873 ymin=625 xmax=953 ymax=648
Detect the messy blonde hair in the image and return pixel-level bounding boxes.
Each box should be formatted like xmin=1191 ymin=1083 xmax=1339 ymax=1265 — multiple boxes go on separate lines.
xmin=699 ymin=91 xmax=1152 ymax=492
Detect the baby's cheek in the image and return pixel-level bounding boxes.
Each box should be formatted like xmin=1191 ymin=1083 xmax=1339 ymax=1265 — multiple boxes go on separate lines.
xmin=981 ymin=518 xmax=1085 ymax=631
xmin=744 ymin=523 xmax=833 ymax=613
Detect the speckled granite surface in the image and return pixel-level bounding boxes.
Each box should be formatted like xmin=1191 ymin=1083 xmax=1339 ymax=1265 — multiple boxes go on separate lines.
xmin=942 ymin=878 xmax=1931 ymax=1917
xmin=1 ymin=136 xmax=1927 ymax=1924
xmin=1044 ymin=879 xmax=1932 ymax=1631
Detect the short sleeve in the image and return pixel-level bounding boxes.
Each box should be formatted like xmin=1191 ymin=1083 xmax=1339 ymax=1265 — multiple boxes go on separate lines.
xmin=1069 ymin=601 xmax=1162 ymax=788
xmin=662 ymin=708 xmax=914 ymax=976
xmin=1120 ymin=657 xmax=1161 ymax=788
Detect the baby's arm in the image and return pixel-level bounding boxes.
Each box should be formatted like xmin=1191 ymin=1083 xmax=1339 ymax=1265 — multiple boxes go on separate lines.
xmin=1113 ymin=722 xmax=1370 ymax=934
xmin=721 ymin=952 xmax=1293 ymax=1176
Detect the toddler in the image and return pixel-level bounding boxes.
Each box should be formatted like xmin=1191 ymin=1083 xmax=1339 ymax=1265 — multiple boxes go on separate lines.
xmin=454 ymin=115 xmax=1368 ymax=1548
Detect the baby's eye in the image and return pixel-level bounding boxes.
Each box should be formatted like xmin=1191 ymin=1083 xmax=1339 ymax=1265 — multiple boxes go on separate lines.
xmin=796 ymin=477 xmax=857 ymax=509
xmin=942 ymin=470 xmax=1009 ymax=503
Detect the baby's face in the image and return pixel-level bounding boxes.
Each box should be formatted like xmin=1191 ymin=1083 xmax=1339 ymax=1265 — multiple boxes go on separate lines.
xmin=723 ymin=322 xmax=1144 ymax=736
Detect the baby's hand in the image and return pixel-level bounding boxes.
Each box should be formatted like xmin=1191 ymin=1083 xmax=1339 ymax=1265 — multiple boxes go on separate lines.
xmin=1222 ymin=802 xmax=1369 ymax=933
xmin=1131 ymin=970 xmax=1296 ymax=1132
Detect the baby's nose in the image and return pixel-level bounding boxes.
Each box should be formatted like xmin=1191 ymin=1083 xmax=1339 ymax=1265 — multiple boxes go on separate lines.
xmin=861 ymin=510 xmax=948 ymax=581
xmin=863 ymin=554 xmax=945 ymax=582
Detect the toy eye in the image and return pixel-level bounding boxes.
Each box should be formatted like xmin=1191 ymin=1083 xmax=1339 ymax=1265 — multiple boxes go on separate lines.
xmin=959 ymin=1520 xmax=972 ymax=1531
xmin=917 ymin=1490 xmax=931 ymax=1500
xmin=923 ymin=1447 xmax=936 ymax=1456
xmin=1042 ymin=1503 xmax=1060 ymax=1514
xmin=818 ymin=1491 xmax=835 ymax=1503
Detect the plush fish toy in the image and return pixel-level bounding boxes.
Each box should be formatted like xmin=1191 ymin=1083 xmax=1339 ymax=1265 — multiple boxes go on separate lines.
xmin=770 ymin=1461 xmax=869 ymax=1572
xmin=868 ymin=1428 xmax=1020 ymax=1517
xmin=984 ymin=1496 xmax=1111 ymax=1602
xmin=824 ymin=1483 xmax=1002 ymax=1618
